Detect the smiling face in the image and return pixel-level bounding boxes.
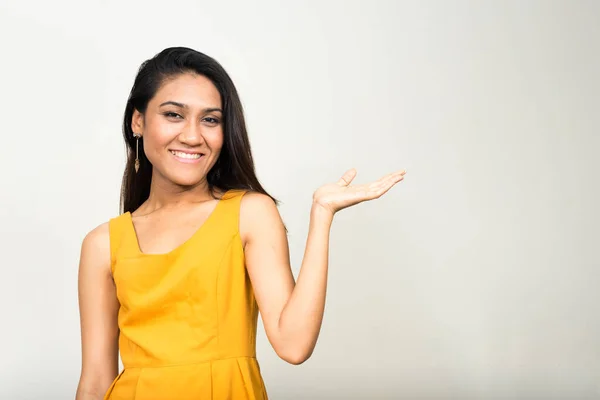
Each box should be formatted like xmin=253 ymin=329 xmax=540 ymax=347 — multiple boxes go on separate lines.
xmin=131 ymin=72 xmax=224 ymax=188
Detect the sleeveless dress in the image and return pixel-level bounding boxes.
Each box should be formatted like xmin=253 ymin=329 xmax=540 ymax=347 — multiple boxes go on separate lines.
xmin=103 ymin=189 xmax=268 ymax=400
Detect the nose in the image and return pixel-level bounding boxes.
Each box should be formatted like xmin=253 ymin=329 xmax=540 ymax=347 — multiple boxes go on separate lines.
xmin=178 ymin=121 xmax=205 ymax=146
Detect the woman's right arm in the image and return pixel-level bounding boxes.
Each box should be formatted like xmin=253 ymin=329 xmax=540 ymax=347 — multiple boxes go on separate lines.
xmin=75 ymin=222 xmax=120 ymax=400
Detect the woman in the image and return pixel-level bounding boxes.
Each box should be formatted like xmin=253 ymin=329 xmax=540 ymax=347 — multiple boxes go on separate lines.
xmin=75 ymin=46 xmax=406 ymax=400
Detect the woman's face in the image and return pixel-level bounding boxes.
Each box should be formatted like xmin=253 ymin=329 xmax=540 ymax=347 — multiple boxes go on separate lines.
xmin=131 ymin=72 xmax=224 ymax=188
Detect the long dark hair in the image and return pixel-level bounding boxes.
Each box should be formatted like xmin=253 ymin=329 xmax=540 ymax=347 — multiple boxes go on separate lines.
xmin=119 ymin=47 xmax=280 ymax=215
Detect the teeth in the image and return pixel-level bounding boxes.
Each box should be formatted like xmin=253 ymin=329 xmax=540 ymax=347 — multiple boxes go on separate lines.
xmin=171 ymin=150 xmax=201 ymax=159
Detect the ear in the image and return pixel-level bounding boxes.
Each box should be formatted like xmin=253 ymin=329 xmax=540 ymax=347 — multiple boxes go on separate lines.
xmin=131 ymin=108 xmax=145 ymax=136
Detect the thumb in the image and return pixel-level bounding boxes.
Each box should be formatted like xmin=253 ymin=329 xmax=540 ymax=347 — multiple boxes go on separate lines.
xmin=337 ymin=168 xmax=357 ymax=186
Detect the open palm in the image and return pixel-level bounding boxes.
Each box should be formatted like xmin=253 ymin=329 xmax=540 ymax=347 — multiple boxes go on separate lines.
xmin=313 ymin=168 xmax=406 ymax=214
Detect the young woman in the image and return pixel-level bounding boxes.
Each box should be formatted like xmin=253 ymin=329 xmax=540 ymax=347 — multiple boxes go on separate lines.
xmin=75 ymin=46 xmax=406 ymax=400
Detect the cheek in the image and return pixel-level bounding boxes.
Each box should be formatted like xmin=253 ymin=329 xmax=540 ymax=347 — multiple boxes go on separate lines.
xmin=143 ymin=121 xmax=178 ymax=153
xmin=207 ymin=129 xmax=224 ymax=149
xmin=150 ymin=118 xmax=180 ymax=141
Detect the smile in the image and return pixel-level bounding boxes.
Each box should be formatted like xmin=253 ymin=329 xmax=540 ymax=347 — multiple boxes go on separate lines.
xmin=169 ymin=150 xmax=204 ymax=163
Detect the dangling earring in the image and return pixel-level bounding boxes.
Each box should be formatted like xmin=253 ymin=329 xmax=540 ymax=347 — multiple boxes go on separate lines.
xmin=133 ymin=133 xmax=141 ymax=173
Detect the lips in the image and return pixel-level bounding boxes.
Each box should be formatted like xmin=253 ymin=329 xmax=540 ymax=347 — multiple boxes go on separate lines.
xmin=169 ymin=150 xmax=205 ymax=163
xmin=169 ymin=149 xmax=204 ymax=155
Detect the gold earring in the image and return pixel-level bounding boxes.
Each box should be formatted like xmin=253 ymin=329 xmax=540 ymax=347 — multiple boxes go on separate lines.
xmin=133 ymin=133 xmax=141 ymax=173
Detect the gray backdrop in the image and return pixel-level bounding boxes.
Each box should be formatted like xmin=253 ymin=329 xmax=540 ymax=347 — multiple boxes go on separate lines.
xmin=0 ymin=0 xmax=598 ymax=399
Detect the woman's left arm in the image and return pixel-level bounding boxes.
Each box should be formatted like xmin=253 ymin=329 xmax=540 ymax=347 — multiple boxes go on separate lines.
xmin=240 ymin=168 xmax=406 ymax=365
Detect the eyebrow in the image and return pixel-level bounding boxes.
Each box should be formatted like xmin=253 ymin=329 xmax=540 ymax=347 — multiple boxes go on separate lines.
xmin=159 ymin=101 xmax=222 ymax=113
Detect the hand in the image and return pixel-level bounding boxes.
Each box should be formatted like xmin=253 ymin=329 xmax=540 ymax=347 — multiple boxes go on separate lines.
xmin=312 ymin=168 xmax=406 ymax=215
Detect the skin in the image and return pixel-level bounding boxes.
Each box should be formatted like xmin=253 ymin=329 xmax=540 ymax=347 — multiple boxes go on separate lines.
xmin=76 ymin=72 xmax=406 ymax=399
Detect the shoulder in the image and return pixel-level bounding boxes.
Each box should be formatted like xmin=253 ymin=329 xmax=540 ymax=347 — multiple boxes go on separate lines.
xmin=240 ymin=191 xmax=279 ymax=224
xmin=80 ymin=220 xmax=112 ymax=275
xmin=82 ymin=221 xmax=110 ymax=251
xmin=239 ymin=191 xmax=283 ymax=246
xmin=239 ymin=191 xmax=276 ymax=209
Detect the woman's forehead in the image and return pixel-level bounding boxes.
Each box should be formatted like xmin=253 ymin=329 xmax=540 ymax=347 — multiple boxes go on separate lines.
xmin=153 ymin=73 xmax=221 ymax=108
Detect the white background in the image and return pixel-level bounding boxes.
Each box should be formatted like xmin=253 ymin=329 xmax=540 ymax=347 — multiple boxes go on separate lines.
xmin=0 ymin=0 xmax=598 ymax=399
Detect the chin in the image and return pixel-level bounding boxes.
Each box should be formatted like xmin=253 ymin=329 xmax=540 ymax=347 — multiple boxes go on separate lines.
xmin=161 ymin=172 xmax=202 ymax=186
xmin=176 ymin=177 xmax=205 ymax=187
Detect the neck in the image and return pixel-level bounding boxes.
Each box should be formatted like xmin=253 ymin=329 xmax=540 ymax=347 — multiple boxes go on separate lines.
xmin=142 ymin=175 xmax=219 ymax=213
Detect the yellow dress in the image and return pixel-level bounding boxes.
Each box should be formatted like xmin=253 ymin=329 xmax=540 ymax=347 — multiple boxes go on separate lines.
xmin=103 ymin=189 xmax=268 ymax=400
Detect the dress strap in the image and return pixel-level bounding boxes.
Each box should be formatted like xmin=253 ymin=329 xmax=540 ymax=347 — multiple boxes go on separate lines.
xmin=220 ymin=189 xmax=249 ymax=234
xmin=108 ymin=213 xmax=132 ymax=276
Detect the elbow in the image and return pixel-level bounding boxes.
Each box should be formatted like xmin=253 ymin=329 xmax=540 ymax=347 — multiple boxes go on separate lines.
xmin=281 ymin=353 xmax=309 ymax=365
xmin=270 ymin=327 xmax=318 ymax=365
xmin=277 ymin=347 xmax=313 ymax=365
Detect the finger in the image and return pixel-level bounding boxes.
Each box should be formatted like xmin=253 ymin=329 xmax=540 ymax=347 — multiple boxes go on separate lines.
xmin=386 ymin=170 xmax=406 ymax=186
xmin=365 ymin=183 xmax=396 ymax=200
xmin=368 ymin=173 xmax=405 ymax=197
xmin=386 ymin=169 xmax=406 ymax=180
xmin=348 ymin=183 xmax=385 ymax=201
xmin=337 ymin=168 xmax=357 ymax=186
xmin=370 ymin=170 xmax=405 ymax=190
xmin=372 ymin=169 xmax=406 ymax=186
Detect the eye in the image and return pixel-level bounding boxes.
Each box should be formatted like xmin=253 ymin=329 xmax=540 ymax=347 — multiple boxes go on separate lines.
xmin=203 ymin=117 xmax=220 ymax=125
xmin=163 ymin=112 xmax=182 ymax=119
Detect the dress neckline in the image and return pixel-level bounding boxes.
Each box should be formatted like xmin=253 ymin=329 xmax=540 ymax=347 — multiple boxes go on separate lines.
xmin=125 ymin=189 xmax=232 ymax=256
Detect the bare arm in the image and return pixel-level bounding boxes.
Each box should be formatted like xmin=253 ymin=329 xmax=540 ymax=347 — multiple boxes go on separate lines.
xmin=240 ymin=193 xmax=333 ymax=365
xmin=241 ymin=169 xmax=405 ymax=365
xmin=75 ymin=222 xmax=120 ymax=399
